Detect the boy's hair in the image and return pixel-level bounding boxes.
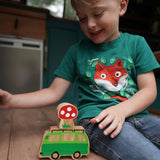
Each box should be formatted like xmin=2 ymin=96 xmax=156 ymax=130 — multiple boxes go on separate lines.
xmin=71 ymin=0 xmax=99 ymax=10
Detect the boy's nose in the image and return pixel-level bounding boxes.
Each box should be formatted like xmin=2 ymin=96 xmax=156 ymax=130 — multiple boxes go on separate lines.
xmin=87 ymin=18 xmax=96 ymax=30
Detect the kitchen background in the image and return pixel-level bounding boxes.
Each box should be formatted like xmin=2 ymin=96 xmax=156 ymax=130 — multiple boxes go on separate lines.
xmin=0 ymin=0 xmax=160 ymax=112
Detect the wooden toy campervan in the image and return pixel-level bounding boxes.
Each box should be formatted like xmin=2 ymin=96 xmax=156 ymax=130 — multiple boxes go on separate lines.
xmin=39 ymin=103 xmax=90 ymax=160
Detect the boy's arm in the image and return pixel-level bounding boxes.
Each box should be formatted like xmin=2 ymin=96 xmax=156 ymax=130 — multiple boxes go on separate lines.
xmin=0 ymin=77 xmax=71 ymax=109
xmin=90 ymin=71 xmax=157 ymax=138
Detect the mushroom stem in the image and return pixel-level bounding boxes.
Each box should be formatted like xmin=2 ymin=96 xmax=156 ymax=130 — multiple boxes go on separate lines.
xmin=58 ymin=119 xmax=75 ymax=129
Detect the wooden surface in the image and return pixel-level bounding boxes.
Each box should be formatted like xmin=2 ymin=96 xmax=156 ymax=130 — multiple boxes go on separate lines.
xmin=0 ymin=106 xmax=106 ymax=160
xmin=0 ymin=5 xmax=47 ymax=40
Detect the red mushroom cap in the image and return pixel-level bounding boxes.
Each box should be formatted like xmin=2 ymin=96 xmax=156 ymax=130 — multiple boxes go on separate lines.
xmin=58 ymin=104 xmax=78 ymax=119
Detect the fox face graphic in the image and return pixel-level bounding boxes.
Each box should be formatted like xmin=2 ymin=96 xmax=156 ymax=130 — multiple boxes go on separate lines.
xmin=94 ymin=59 xmax=128 ymax=92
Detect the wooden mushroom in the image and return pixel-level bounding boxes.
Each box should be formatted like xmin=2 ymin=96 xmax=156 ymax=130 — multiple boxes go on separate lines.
xmin=57 ymin=102 xmax=78 ymax=129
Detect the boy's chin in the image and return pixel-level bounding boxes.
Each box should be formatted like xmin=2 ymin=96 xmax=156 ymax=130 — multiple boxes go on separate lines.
xmin=90 ymin=38 xmax=105 ymax=44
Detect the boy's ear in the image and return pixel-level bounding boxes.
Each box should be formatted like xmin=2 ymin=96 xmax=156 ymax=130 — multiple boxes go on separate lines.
xmin=119 ymin=0 xmax=128 ymax=16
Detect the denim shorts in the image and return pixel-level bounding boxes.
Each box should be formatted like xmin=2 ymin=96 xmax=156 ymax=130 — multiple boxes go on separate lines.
xmin=79 ymin=115 xmax=160 ymax=160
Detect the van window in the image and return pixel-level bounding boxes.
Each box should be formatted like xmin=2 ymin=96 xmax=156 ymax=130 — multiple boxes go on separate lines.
xmin=49 ymin=135 xmax=60 ymax=142
xmin=77 ymin=134 xmax=86 ymax=141
xmin=62 ymin=133 xmax=75 ymax=141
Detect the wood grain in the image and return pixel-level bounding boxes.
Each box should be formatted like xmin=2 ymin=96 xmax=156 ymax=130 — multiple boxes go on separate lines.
xmin=0 ymin=6 xmax=47 ymax=40
xmin=0 ymin=106 xmax=106 ymax=160
xmin=0 ymin=110 xmax=12 ymax=160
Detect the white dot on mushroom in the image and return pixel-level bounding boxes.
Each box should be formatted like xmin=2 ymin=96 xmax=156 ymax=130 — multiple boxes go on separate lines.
xmin=61 ymin=110 xmax=65 ymax=115
xmin=67 ymin=107 xmax=72 ymax=112
xmin=71 ymin=113 xmax=75 ymax=117
xmin=65 ymin=113 xmax=70 ymax=118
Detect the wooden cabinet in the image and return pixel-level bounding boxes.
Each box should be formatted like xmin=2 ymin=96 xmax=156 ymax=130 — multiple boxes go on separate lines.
xmin=0 ymin=4 xmax=48 ymax=40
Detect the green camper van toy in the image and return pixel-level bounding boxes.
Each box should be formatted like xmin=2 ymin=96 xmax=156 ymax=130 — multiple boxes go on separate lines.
xmin=39 ymin=103 xmax=90 ymax=160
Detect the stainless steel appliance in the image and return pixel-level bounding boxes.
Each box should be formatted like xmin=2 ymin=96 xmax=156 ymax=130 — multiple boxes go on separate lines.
xmin=0 ymin=35 xmax=43 ymax=94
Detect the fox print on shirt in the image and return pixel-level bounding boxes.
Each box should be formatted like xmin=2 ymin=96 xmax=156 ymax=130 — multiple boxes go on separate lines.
xmin=93 ymin=59 xmax=128 ymax=101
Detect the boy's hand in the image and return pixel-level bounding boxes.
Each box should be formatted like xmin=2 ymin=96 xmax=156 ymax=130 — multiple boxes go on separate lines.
xmin=0 ymin=89 xmax=12 ymax=109
xmin=90 ymin=106 xmax=125 ymax=138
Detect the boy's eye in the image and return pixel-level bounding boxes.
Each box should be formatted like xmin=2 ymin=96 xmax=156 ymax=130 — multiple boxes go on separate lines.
xmin=94 ymin=11 xmax=104 ymax=17
xmin=78 ymin=17 xmax=87 ymax=23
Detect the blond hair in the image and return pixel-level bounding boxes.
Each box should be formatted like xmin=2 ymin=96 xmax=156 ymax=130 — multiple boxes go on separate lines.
xmin=71 ymin=0 xmax=99 ymax=10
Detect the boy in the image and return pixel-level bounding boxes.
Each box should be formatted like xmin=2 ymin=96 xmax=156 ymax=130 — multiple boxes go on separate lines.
xmin=0 ymin=0 xmax=160 ymax=159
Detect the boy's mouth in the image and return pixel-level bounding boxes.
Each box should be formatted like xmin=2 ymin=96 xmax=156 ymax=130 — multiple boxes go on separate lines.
xmin=90 ymin=29 xmax=104 ymax=37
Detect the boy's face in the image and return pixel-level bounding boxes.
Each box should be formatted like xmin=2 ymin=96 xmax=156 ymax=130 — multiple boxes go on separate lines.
xmin=75 ymin=0 xmax=128 ymax=44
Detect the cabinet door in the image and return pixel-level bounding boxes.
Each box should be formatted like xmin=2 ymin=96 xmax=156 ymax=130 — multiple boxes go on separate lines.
xmin=46 ymin=18 xmax=84 ymax=104
xmin=0 ymin=13 xmax=46 ymax=39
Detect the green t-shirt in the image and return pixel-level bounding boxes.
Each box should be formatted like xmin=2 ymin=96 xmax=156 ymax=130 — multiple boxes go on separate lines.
xmin=54 ymin=32 xmax=160 ymax=122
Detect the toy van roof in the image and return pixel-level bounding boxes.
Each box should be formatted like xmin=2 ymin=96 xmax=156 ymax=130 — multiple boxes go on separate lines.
xmin=49 ymin=126 xmax=85 ymax=133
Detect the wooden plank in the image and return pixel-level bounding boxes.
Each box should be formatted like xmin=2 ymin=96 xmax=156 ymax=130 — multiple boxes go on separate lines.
xmin=0 ymin=12 xmax=46 ymax=40
xmin=0 ymin=109 xmax=12 ymax=160
xmin=148 ymin=109 xmax=160 ymax=115
xmin=59 ymin=151 xmax=106 ymax=160
xmin=8 ymin=107 xmax=55 ymax=160
xmin=7 ymin=106 xmax=106 ymax=160
xmin=4 ymin=106 xmax=159 ymax=160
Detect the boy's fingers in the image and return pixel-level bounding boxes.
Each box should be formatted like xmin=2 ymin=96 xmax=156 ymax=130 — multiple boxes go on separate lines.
xmin=90 ymin=110 xmax=108 ymax=123
xmin=110 ymin=123 xmax=122 ymax=138
xmin=103 ymin=118 xmax=118 ymax=136
xmin=90 ymin=117 xmax=99 ymax=123
xmin=98 ymin=115 xmax=113 ymax=129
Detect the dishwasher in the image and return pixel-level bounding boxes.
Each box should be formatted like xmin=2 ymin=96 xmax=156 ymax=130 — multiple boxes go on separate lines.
xmin=0 ymin=35 xmax=43 ymax=94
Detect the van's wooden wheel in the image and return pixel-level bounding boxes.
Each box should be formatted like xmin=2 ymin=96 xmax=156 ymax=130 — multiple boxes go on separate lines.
xmin=51 ymin=152 xmax=59 ymax=160
xmin=73 ymin=151 xmax=81 ymax=159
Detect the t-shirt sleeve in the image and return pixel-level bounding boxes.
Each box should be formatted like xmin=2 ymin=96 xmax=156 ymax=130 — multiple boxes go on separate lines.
xmin=135 ymin=37 xmax=160 ymax=75
xmin=54 ymin=45 xmax=77 ymax=82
